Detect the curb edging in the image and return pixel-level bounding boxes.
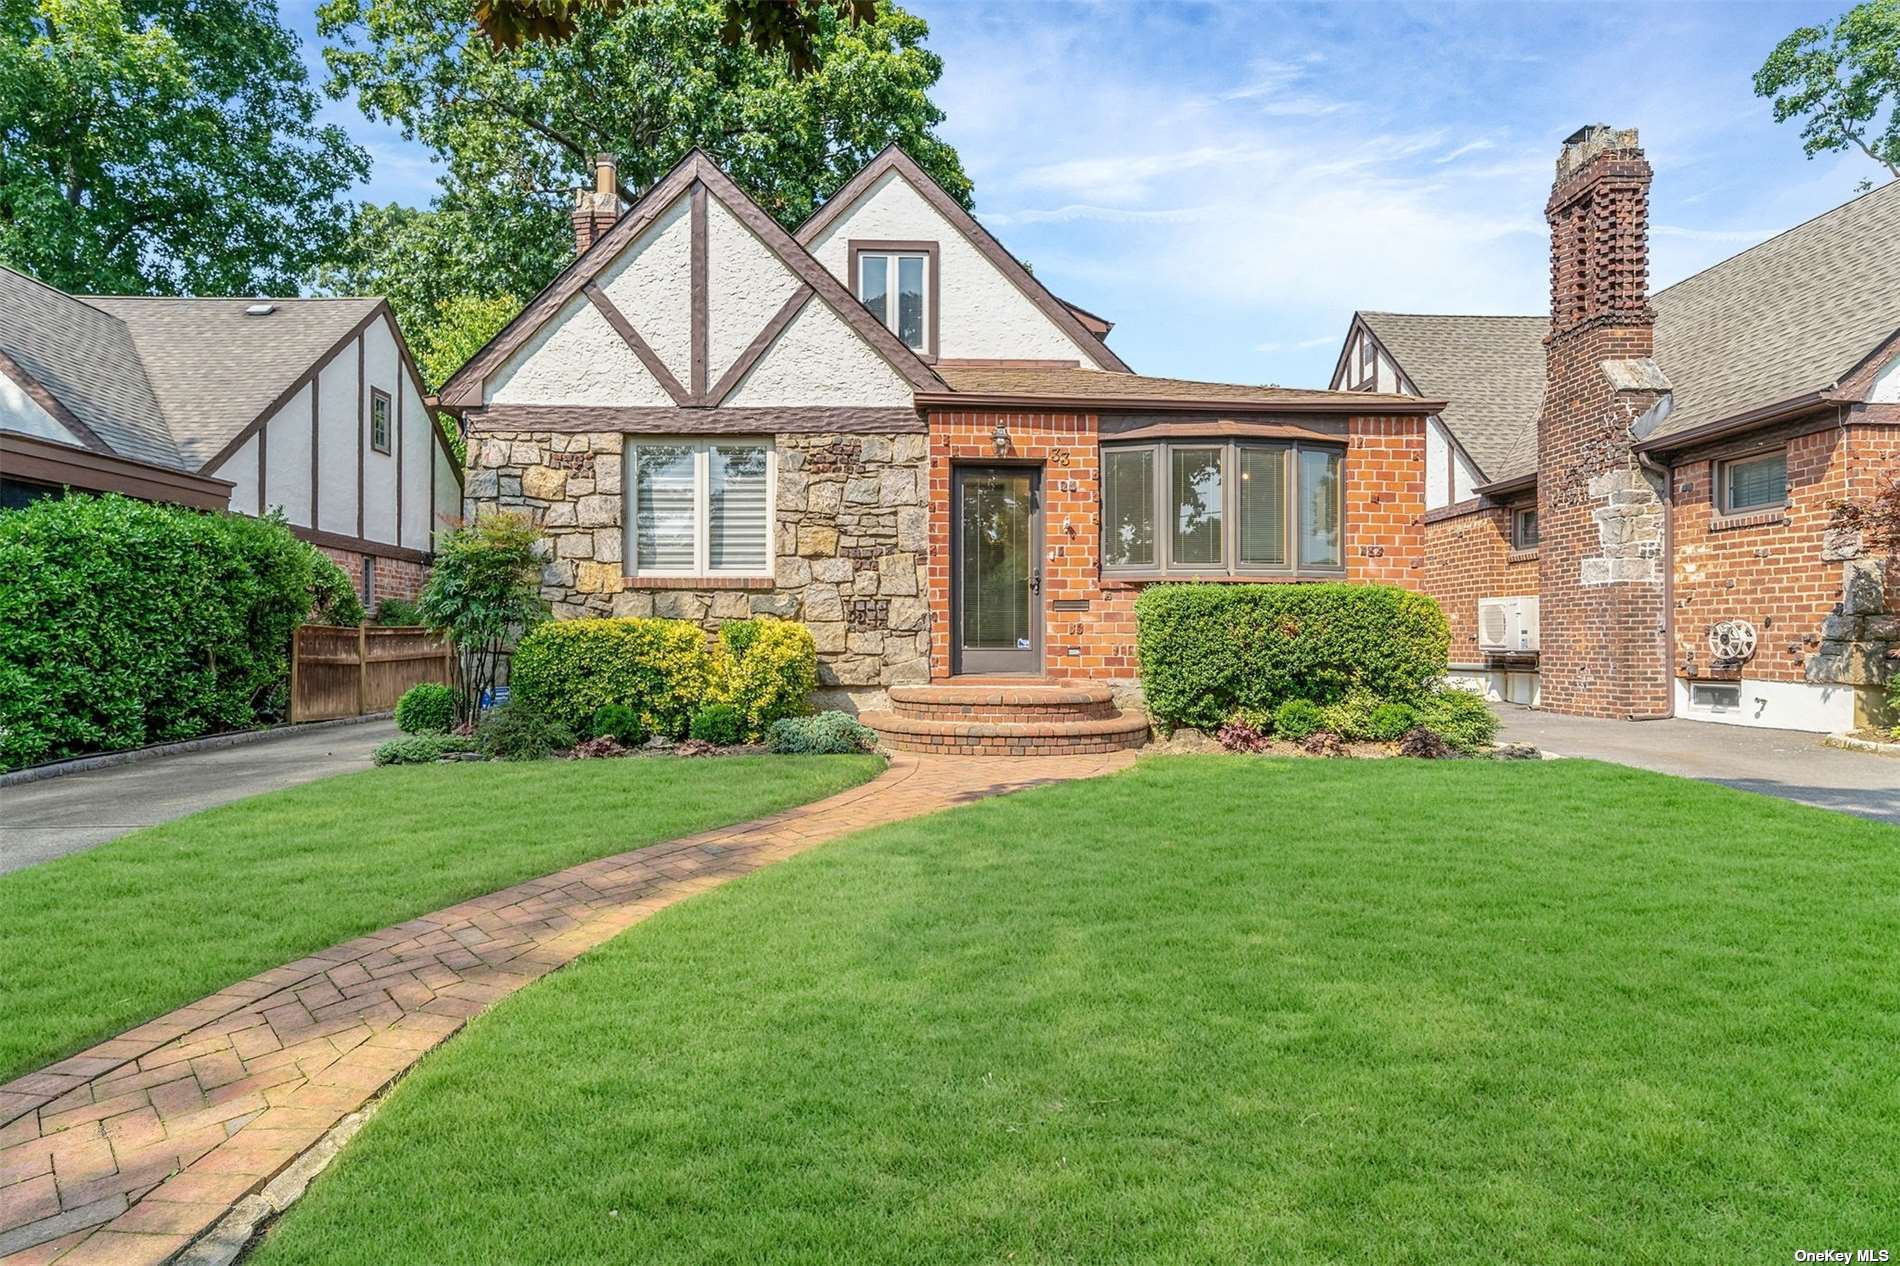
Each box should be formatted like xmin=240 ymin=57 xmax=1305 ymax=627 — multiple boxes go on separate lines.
xmin=0 ymin=715 xmax=396 ymax=788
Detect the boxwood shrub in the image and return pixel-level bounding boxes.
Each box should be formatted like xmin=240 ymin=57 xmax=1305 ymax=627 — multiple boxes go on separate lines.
xmin=1135 ymin=582 xmax=1450 ymax=731
xmin=394 ymin=683 xmax=456 ymax=734
xmin=711 ymin=617 xmax=816 ymax=741
xmin=510 ymin=617 xmax=714 ymax=740
xmin=0 ymin=495 xmax=345 ymax=769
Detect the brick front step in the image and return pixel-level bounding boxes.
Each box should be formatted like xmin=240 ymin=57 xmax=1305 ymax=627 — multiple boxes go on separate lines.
xmin=887 ymin=681 xmax=1118 ymax=724
xmin=861 ymin=709 xmax=1150 ymax=756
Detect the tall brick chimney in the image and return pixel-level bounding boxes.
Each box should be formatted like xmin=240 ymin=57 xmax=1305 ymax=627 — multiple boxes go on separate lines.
xmin=1535 ymin=125 xmax=1675 ymax=719
xmin=571 ymin=153 xmax=621 ymax=255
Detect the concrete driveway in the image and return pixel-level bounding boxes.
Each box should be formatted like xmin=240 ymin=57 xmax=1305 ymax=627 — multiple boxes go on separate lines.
xmin=0 ymin=719 xmax=398 ymax=874
xmin=1491 ymin=705 xmax=1899 ymax=826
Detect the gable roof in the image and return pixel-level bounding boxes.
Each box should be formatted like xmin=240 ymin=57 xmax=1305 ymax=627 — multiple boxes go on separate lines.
xmin=795 ymin=145 xmax=1134 ymax=373
xmin=926 ymin=363 xmax=1435 ymax=414
xmin=438 ymin=149 xmax=947 ymax=409
xmin=1355 ymin=177 xmax=1900 ymax=484
xmin=1648 ymin=177 xmax=1900 ymax=440
xmin=88 ymin=296 xmax=383 ymax=468
xmin=1356 ymin=312 xmax=1547 ymax=481
xmin=0 ymin=267 xmax=175 ymax=466
xmin=0 ymin=266 xmax=423 ymax=475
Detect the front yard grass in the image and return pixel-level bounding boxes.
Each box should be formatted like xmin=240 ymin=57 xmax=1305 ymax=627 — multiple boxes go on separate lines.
xmin=0 ymin=755 xmax=881 ymax=1084
xmin=252 ymin=755 xmax=1900 ymax=1264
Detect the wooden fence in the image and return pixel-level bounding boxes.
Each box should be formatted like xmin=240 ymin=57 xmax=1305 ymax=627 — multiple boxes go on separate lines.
xmin=290 ymin=625 xmax=453 ymax=723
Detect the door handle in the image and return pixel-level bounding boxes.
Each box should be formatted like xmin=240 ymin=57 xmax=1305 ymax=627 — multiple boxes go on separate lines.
xmin=1030 ymin=570 xmax=1041 ymax=595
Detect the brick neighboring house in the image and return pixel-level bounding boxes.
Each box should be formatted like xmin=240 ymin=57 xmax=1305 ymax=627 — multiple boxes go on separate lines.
xmin=1331 ymin=127 xmax=1900 ymax=733
xmin=0 ymin=267 xmax=462 ymax=609
xmin=437 ymin=147 xmax=1438 ymax=750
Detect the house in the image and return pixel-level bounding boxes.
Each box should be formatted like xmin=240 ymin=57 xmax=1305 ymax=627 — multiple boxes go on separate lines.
xmin=437 ymin=147 xmax=1439 ymax=752
xmin=0 ymin=266 xmax=462 ymax=608
xmin=1329 ymin=126 xmax=1900 ymax=733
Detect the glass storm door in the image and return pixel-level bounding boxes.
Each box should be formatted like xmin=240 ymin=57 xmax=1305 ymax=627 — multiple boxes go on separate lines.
xmin=952 ymin=466 xmax=1042 ymax=674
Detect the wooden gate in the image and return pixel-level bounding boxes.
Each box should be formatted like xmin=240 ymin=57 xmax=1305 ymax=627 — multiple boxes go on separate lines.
xmin=290 ymin=625 xmax=453 ymax=722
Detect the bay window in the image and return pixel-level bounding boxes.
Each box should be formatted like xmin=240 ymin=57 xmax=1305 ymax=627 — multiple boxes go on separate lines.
xmin=626 ymin=438 xmax=774 ymax=577
xmin=1101 ymin=439 xmax=1344 ymax=577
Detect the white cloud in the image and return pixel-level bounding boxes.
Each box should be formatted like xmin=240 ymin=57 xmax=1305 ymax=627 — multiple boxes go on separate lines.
xmin=1436 ymin=139 xmax=1498 ymax=164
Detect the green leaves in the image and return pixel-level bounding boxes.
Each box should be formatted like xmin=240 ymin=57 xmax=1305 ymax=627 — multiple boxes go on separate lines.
xmin=0 ymin=0 xmax=368 ymax=293
xmin=1755 ymin=0 xmax=1900 ymax=182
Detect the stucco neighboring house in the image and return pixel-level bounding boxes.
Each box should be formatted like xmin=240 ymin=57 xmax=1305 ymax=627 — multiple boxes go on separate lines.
xmin=1330 ymin=127 xmax=1900 ymax=733
xmin=438 ymin=146 xmax=1440 ymax=752
xmin=0 ymin=266 xmax=462 ymax=607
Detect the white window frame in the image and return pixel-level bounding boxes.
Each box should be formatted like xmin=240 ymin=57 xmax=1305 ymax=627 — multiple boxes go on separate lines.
xmin=623 ymin=436 xmax=777 ymax=579
xmin=1717 ymin=448 xmax=1788 ymax=516
xmin=856 ymin=250 xmax=931 ymax=354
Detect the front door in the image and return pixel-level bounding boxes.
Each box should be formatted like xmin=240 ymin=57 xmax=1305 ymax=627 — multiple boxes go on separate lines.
xmin=951 ymin=466 xmax=1042 ymax=675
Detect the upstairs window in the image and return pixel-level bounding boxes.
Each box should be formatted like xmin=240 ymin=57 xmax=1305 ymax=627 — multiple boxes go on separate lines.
xmin=1102 ymin=439 xmax=1344 ymax=577
xmin=1719 ymin=449 xmax=1787 ymax=516
xmin=370 ymin=389 xmax=392 ymax=454
xmin=1512 ymin=506 xmax=1539 ymax=550
xmin=626 ymin=438 xmax=774 ymax=577
xmin=852 ymin=242 xmax=937 ymax=358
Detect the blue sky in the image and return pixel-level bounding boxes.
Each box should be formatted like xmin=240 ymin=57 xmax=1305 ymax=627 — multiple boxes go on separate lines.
xmin=285 ymin=0 xmax=1886 ymax=389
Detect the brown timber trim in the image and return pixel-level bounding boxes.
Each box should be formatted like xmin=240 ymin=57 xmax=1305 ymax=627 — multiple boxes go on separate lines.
xmin=467 ymin=405 xmax=925 ymax=434
xmin=0 ymin=430 xmax=232 ymax=510
xmin=690 ymin=182 xmax=708 ymax=400
xmin=1100 ymin=415 xmax=1350 ymax=442
xmin=848 ymin=239 xmax=940 ymax=362
xmin=704 ymin=287 xmax=812 ymax=406
xmin=394 ymin=386 xmax=404 ymax=550
xmin=292 ymin=524 xmax=431 ymax=565
xmin=0 ymin=350 xmax=113 ymax=453
xmin=937 ymin=358 xmax=1080 ymax=369
xmin=583 ymin=282 xmax=691 ymax=404
xmin=918 ymin=393 xmax=1442 ymax=416
xmin=356 ymin=337 xmax=366 ymax=538
xmin=1473 ymin=471 xmax=1537 ymax=498
xmin=794 ymin=145 xmax=1136 ymax=372
xmin=309 ymin=378 xmax=319 ymax=527
xmin=257 ymin=421 xmax=266 ymax=515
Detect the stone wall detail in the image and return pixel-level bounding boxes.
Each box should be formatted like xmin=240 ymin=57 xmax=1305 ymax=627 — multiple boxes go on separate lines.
xmin=465 ymin=428 xmax=930 ymax=694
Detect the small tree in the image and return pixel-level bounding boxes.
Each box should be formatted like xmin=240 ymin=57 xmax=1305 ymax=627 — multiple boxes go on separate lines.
xmin=1755 ymin=0 xmax=1900 ymax=189
xmin=417 ymin=513 xmax=548 ymax=727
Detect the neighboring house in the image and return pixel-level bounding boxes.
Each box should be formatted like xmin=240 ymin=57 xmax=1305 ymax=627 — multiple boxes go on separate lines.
xmin=1330 ymin=127 xmax=1900 ymax=733
xmin=438 ymin=147 xmax=1438 ymax=747
xmin=0 ymin=266 xmax=461 ymax=607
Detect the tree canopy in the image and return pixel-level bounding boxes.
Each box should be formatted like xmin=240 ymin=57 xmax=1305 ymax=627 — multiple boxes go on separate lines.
xmin=0 ymin=0 xmax=367 ymax=294
xmin=1755 ymin=0 xmax=1900 ymax=183
xmin=471 ymin=0 xmax=876 ymax=77
xmin=314 ymin=0 xmax=969 ymax=363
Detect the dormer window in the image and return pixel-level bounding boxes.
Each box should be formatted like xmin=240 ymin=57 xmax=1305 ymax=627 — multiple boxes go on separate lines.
xmin=850 ymin=240 xmax=938 ymax=359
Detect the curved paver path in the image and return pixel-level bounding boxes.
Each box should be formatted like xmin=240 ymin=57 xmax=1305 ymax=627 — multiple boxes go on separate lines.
xmin=0 ymin=750 xmax=1137 ymax=1265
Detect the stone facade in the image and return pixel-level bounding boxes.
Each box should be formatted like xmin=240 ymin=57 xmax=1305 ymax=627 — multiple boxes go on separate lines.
xmin=465 ymin=427 xmax=931 ymax=703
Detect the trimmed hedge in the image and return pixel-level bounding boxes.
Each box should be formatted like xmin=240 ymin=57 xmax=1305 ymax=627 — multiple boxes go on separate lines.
xmin=711 ymin=617 xmax=817 ymax=741
xmin=395 ymin=683 xmax=455 ymax=734
xmin=1135 ymin=583 xmax=1450 ymax=731
xmin=511 ymin=618 xmax=714 ymax=740
xmin=0 ymin=496 xmax=339 ymax=769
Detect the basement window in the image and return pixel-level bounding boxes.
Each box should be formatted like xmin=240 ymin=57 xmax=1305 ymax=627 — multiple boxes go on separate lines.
xmin=1688 ymin=681 xmax=1741 ymax=714
xmin=1718 ymin=449 xmax=1787 ymax=515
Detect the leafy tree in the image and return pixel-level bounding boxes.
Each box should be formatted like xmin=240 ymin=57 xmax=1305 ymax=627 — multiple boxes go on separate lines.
xmin=473 ymin=0 xmax=875 ymax=77
xmin=1756 ymin=0 xmax=1900 ymax=186
xmin=416 ymin=512 xmax=547 ymax=727
xmin=415 ymin=292 xmax=522 ymax=391
xmin=314 ymin=0 xmax=968 ymax=360
xmin=0 ymin=0 xmax=367 ymax=294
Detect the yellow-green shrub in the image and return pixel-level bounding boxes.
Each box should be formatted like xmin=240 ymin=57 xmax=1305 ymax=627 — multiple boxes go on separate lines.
xmin=510 ymin=618 xmax=713 ymax=739
xmin=711 ymin=618 xmax=817 ymax=741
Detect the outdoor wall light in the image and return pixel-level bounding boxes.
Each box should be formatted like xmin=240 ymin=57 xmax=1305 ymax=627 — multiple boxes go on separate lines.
xmin=991 ymin=421 xmax=1009 ymax=455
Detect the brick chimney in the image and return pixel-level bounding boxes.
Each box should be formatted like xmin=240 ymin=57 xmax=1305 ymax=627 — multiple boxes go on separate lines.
xmin=571 ymin=153 xmax=621 ymax=255
xmin=1535 ymin=125 xmax=1675 ymax=719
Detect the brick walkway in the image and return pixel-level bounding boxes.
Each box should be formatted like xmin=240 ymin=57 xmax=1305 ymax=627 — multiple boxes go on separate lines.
xmin=0 ymin=751 xmax=1135 ymax=1266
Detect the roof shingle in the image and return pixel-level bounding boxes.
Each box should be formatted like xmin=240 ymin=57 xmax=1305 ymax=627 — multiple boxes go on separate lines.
xmin=933 ymin=364 xmax=1429 ymax=411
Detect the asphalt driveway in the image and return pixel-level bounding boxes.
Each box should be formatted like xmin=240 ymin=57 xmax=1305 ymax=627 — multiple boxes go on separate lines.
xmin=0 ymin=719 xmax=397 ymax=874
xmin=1492 ymin=705 xmax=1899 ymax=825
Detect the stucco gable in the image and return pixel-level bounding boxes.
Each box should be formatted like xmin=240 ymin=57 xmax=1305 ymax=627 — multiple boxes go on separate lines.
xmin=724 ymin=300 xmax=912 ymax=407
xmin=488 ymin=291 xmax=674 ymax=406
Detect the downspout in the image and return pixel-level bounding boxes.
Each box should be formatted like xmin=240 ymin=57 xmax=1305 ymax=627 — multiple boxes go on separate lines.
xmin=1630 ymin=449 xmax=1675 ymax=720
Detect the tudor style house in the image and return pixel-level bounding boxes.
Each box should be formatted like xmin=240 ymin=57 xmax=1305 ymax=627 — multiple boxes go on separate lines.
xmin=438 ymin=147 xmax=1438 ymax=752
xmin=0 ymin=266 xmax=462 ymax=608
xmin=1331 ymin=126 xmax=1900 ymax=733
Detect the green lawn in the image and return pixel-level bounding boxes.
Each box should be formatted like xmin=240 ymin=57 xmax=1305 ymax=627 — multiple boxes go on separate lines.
xmin=251 ymin=755 xmax=1900 ymax=1264
xmin=0 ymin=755 xmax=880 ymax=1084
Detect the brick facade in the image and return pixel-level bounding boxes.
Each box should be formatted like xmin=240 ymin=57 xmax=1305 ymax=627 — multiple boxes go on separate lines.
xmin=1422 ymin=503 xmax=1540 ymax=663
xmin=925 ymin=409 xmax=1427 ymax=684
xmin=316 ymin=546 xmax=431 ymax=613
xmin=1670 ymin=421 xmax=1898 ymax=689
xmin=1534 ymin=129 xmax=1672 ymax=719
